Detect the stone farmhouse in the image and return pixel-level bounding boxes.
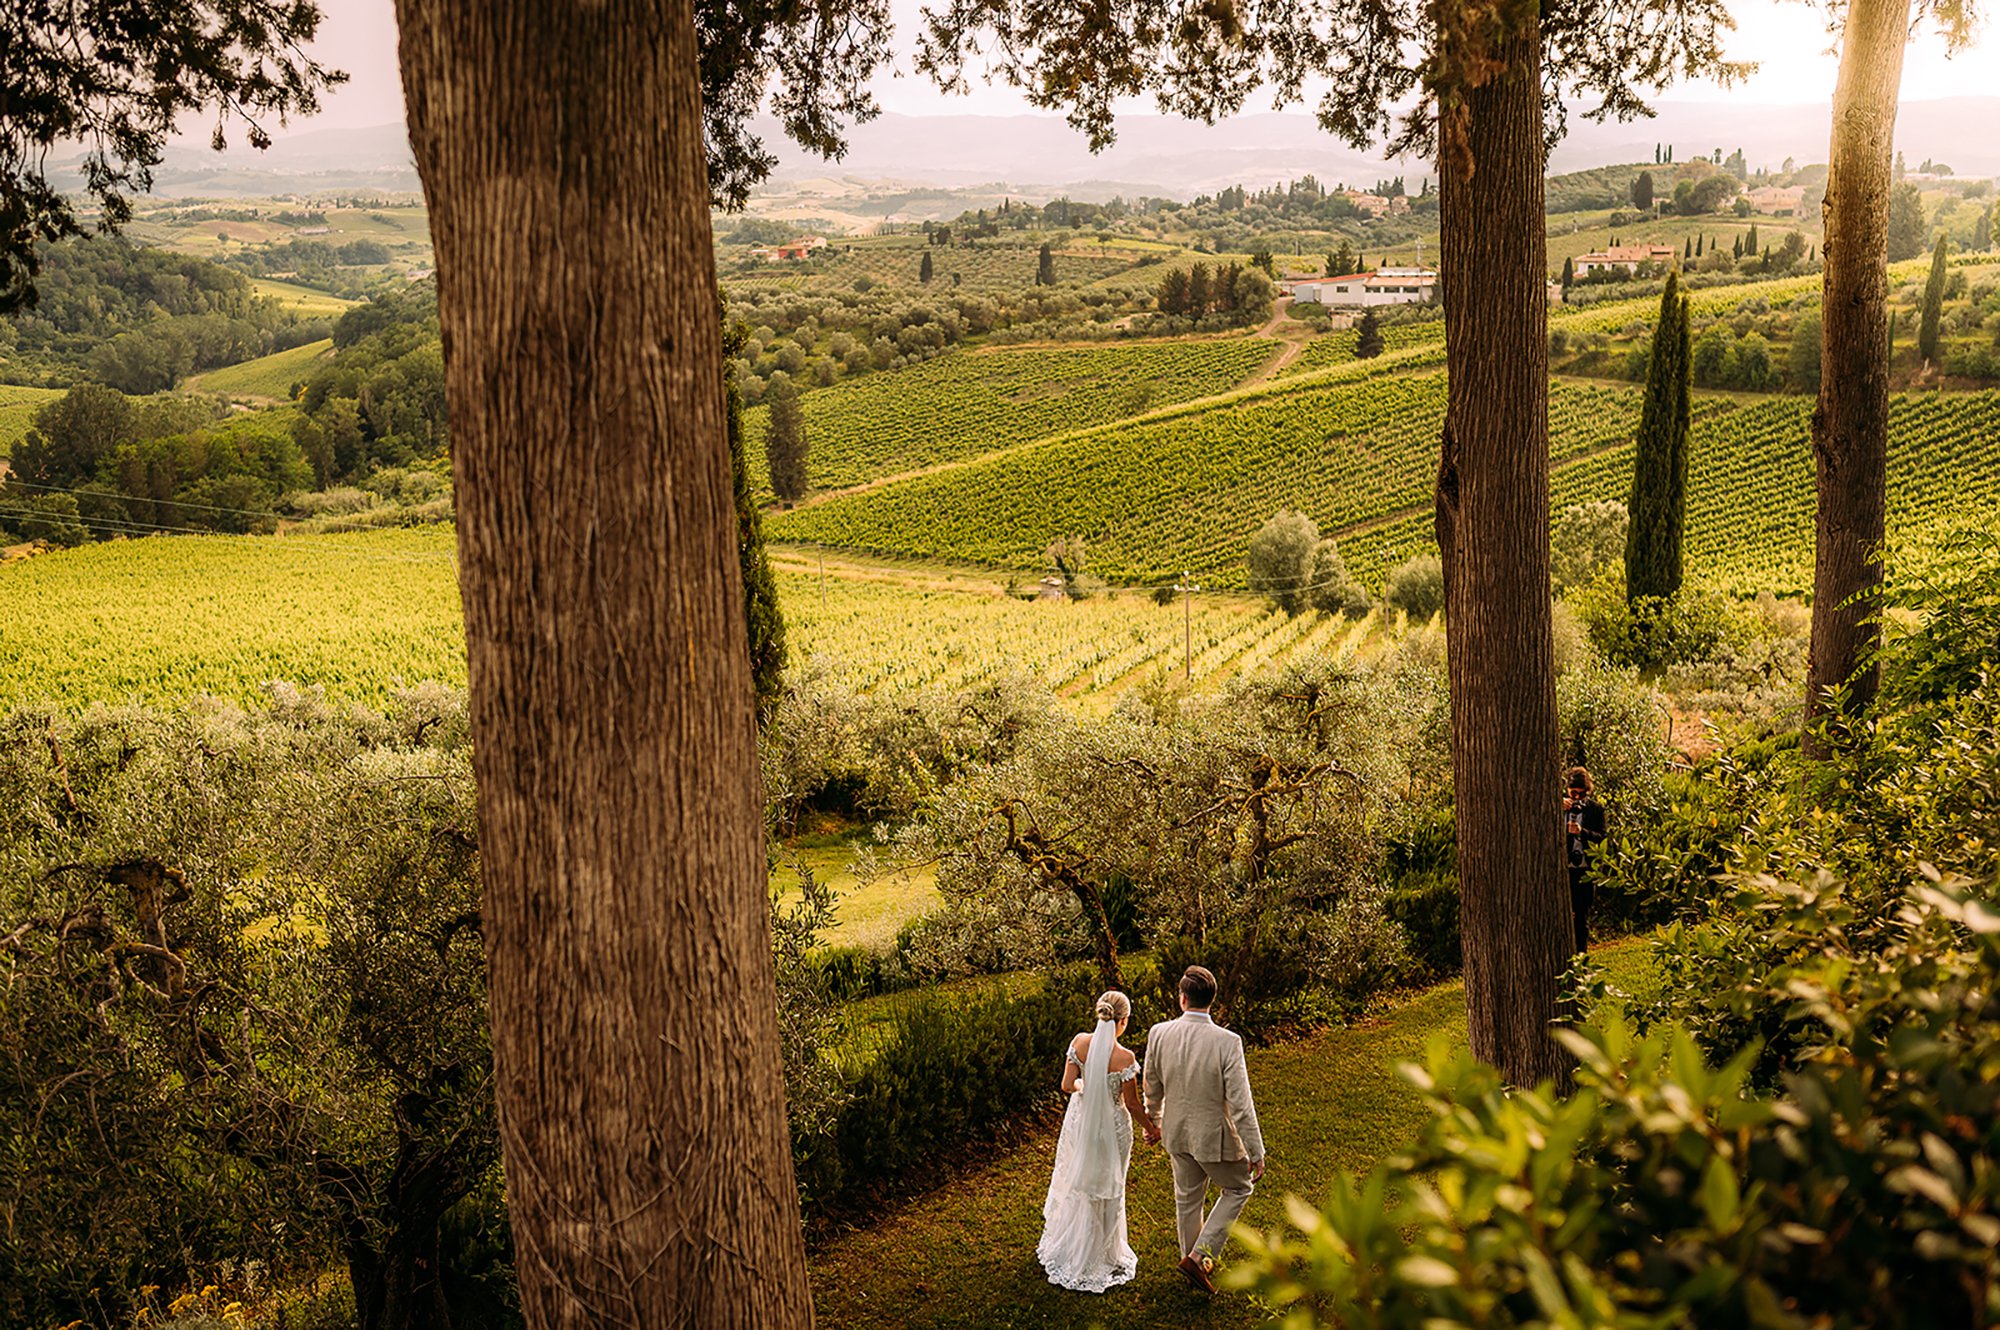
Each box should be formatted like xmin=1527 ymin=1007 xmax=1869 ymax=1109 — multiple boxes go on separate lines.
xmin=1572 ymin=243 xmax=1677 ymax=278
xmin=1745 ymin=185 xmax=1807 ymax=215
xmin=1289 ymin=266 xmax=1438 ymax=307
xmin=750 ymin=236 xmax=830 ymax=262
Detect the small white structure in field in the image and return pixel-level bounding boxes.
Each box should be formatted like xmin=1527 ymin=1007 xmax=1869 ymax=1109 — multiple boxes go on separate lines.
xmin=1294 ymin=267 xmax=1438 ymax=307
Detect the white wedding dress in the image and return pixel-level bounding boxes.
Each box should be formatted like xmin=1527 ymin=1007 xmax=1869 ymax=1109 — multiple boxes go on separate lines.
xmin=1037 ymin=1019 xmax=1139 ymax=1293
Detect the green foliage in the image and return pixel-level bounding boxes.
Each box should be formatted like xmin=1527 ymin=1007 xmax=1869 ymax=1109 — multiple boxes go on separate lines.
xmin=1550 ymin=499 xmax=1628 ymax=596
xmin=2 ymin=383 xmax=312 ymax=541
xmin=1919 ymin=235 xmax=1949 ymax=363
xmin=1383 ymin=872 xmax=1459 ymax=979
xmin=2 ymin=238 xmax=324 ymax=387
xmin=1626 ymin=274 xmax=1691 ymax=603
xmin=1235 ymin=531 xmax=2000 ymax=1326
xmin=4 ymin=0 xmax=336 ymax=313
xmin=1308 ymin=539 xmax=1371 ymax=617
xmin=1384 ymin=554 xmax=1444 ymax=622
xmin=1786 ymin=311 xmax=1822 ymax=392
xmin=1249 ymin=508 xmax=1321 ymax=614
xmin=792 ymin=966 xmax=1098 ymax=1222
xmin=725 ymin=315 xmax=788 ymax=723
xmin=1887 ymin=184 xmax=1928 ymax=263
xmin=765 ymin=376 xmax=810 ymax=500
xmin=1354 ymin=308 xmax=1385 ymax=358
xmin=0 ymin=695 xmax=495 ymax=1327
xmin=1571 ymin=573 xmax=1748 ymax=669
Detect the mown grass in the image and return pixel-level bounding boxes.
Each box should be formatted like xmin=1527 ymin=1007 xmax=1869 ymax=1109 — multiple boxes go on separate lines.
xmin=185 ymin=339 xmax=334 ymax=400
xmin=806 ymin=940 xmax=1656 ymax=1329
xmin=775 ymin=838 xmax=941 ymax=952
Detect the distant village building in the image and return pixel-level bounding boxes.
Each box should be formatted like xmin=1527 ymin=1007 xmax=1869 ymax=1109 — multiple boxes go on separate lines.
xmin=1292 ymin=266 xmax=1438 ymax=308
xmin=298 ymin=225 xmax=332 ymax=236
xmin=1337 ymin=190 xmax=1392 ymax=218
xmin=1571 ymin=244 xmax=1677 ymax=278
xmin=751 ymin=235 xmax=830 ymax=262
xmin=1745 ymin=185 xmax=1806 ymax=215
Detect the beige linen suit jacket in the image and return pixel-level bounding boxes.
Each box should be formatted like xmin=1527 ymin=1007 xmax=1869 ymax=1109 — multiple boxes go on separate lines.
xmin=1143 ymin=1013 xmax=1264 ymax=1163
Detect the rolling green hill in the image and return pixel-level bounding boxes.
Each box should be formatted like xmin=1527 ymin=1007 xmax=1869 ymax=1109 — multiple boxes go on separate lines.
xmin=184 ymin=339 xmax=335 ymax=401
xmin=769 ymin=368 xmax=2000 ymax=598
xmin=746 ymin=337 xmax=1278 ymax=491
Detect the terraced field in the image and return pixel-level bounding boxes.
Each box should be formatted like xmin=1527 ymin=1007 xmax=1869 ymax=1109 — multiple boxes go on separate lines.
xmin=746 ymin=338 xmax=1277 ymax=491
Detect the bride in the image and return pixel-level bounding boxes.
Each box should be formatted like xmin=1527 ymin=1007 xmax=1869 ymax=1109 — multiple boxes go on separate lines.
xmin=1038 ymin=989 xmax=1157 ymax=1293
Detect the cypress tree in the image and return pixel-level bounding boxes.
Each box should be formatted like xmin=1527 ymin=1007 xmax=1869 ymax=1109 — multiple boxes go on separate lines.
xmin=1696 ymin=234 xmax=1704 ymax=257
xmin=1918 ymin=234 xmax=1949 ymax=363
xmin=1036 ymin=242 xmax=1056 ymax=285
xmin=919 ymin=250 xmax=934 ymax=283
xmin=765 ymin=378 xmax=810 ymax=501
xmin=1355 ymin=307 xmax=1385 ymax=358
xmin=1626 ymin=271 xmax=1692 ymax=604
xmin=1560 ymin=254 xmax=1575 ymax=289
xmin=723 ymin=311 xmax=786 ymax=725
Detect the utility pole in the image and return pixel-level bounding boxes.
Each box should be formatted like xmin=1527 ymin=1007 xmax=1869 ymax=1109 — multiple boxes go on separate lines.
xmin=1174 ymin=571 xmax=1201 ymax=681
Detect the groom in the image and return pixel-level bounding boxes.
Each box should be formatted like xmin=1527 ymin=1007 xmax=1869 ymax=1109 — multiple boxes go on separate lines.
xmin=1142 ymin=964 xmax=1266 ymax=1294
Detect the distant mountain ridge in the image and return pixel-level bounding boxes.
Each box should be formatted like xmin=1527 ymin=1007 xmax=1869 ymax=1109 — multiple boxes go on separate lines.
xmin=56 ymin=98 xmax=2000 ymax=202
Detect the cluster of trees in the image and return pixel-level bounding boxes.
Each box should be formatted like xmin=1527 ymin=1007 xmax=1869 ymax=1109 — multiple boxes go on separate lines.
xmin=1245 ymin=510 xmax=1372 ymax=617
xmin=1154 ymin=260 xmax=1274 ymax=324
xmin=721 ymin=279 xmax=1150 ymax=404
xmin=289 ymin=288 xmax=448 ymax=481
xmin=1 ymin=384 xmax=311 ymax=543
xmin=217 ymin=235 xmax=407 ymax=293
xmin=1 ymin=238 xmax=324 ymax=390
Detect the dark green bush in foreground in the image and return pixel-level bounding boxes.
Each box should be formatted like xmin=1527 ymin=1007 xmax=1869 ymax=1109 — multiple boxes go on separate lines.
xmin=1235 ymin=521 xmax=2000 ymax=1328
xmin=793 ymin=965 xmax=1098 ymax=1224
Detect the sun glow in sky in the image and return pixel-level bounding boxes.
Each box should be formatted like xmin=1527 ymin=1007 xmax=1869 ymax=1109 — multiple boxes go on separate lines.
xmin=283 ymin=0 xmax=1994 ymax=135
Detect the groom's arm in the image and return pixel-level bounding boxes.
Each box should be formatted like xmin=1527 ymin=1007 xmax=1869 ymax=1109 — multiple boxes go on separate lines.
xmin=1143 ymin=1028 xmax=1164 ymax=1122
xmin=1224 ymin=1035 xmax=1265 ymax=1165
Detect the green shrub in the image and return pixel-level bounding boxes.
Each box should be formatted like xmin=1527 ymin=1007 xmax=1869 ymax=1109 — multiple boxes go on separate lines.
xmin=1384 ymin=554 xmax=1444 ymax=622
xmin=793 ymin=965 xmax=1099 ymax=1222
xmin=1569 ymin=572 xmax=1748 ymax=668
xmin=1146 ymin=914 xmax=1331 ymax=1042
xmin=1238 ymin=877 xmax=2000 ymax=1330
xmin=1383 ymin=871 xmax=1459 ymax=980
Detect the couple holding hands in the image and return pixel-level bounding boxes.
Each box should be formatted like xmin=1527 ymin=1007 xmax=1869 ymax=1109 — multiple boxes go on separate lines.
xmin=1037 ymin=965 xmax=1266 ymax=1296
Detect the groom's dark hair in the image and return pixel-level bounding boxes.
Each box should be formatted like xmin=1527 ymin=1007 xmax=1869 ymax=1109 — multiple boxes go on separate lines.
xmin=1179 ymin=965 xmax=1217 ymax=1009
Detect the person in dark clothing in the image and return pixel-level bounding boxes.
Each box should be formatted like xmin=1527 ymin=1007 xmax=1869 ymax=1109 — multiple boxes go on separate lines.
xmin=1563 ymin=767 xmax=1608 ymax=954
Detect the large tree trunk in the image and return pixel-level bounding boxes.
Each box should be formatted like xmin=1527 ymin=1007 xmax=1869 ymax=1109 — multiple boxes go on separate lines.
xmin=1434 ymin=27 xmax=1573 ymax=1088
xmin=1806 ymin=0 xmax=1910 ymax=748
xmin=391 ymin=5 xmax=813 ymax=1328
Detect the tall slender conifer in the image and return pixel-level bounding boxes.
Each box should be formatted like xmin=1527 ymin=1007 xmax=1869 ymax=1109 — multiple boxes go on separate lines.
xmin=1627 ymin=272 xmax=1692 ymax=602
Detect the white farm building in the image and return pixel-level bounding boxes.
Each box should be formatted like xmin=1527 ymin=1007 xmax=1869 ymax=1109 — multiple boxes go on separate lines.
xmin=1291 ymin=267 xmax=1437 ymax=308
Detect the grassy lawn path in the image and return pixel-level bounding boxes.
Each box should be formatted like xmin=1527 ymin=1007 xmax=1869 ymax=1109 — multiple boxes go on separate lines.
xmin=809 ymin=941 xmax=1650 ymax=1329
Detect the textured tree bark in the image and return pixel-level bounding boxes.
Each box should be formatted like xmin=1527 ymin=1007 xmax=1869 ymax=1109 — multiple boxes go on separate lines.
xmin=1434 ymin=28 xmax=1572 ymax=1088
xmin=1807 ymin=0 xmax=1910 ymax=749
xmin=391 ymin=5 xmax=813 ymax=1328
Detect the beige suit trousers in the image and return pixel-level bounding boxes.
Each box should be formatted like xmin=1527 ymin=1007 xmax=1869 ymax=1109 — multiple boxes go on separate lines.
xmin=1169 ymin=1151 xmax=1255 ymax=1260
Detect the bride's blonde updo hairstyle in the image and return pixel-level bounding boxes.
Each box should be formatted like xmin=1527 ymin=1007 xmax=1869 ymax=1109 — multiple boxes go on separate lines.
xmin=1094 ymin=990 xmax=1131 ymax=1024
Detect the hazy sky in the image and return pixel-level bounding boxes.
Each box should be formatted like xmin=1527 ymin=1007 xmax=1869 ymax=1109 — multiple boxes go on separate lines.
xmin=288 ymin=0 xmax=1992 ymax=135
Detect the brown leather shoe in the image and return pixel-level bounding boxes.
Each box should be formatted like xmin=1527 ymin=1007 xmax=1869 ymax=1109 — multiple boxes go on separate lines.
xmin=1177 ymin=1251 xmax=1216 ymax=1294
